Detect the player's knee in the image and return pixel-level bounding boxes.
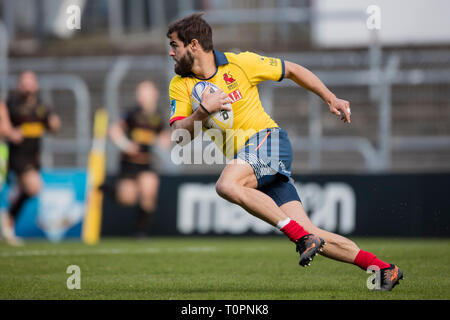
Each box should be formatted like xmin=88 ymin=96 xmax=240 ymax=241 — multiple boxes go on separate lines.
xmin=118 ymin=190 xmax=138 ymax=207
xmin=215 ymin=180 xmax=225 ymax=198
xmin=116 ymin=181 xmax=138 ymax=206
xmin=138 ymin=172 xmax=159 ymax=185
xmin=138 ymin=173 xmax=159 ymax=197
xmin=25 ymin=182 xmax=41 ymax=196
xmin=215 ymin=179 xmax=238 ymax=201
xmin=21 ymin=171 xmax=41 ymax=196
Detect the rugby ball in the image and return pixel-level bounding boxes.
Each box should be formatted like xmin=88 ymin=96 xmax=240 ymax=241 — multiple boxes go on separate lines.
xmin=191 ymin=81 xmax=233 ymax=131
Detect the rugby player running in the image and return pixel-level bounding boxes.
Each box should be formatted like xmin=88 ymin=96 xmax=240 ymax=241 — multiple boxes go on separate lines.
xmin=109 ymin=81 xmax=170 ymax=238
xmin=0 ymin=71 xmax=61 ymax=246
xmin=167 ymin=13 xmax=403 ymax=291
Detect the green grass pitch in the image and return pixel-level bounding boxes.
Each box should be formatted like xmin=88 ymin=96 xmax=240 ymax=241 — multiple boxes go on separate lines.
xmin=0 ymin=237 xmax=449 ymax=300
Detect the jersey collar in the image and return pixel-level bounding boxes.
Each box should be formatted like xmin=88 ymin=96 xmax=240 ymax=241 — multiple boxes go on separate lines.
xmin=213 ymin=50 xmax=228 ymax=67
xmin=188 ymin=50 xmax=229 ymax=80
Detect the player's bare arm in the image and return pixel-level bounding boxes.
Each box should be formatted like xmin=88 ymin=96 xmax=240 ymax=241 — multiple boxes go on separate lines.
xmin=109 ymin=120 xmax=139 ymax=156
xmin=0 ymin=103 xmax=23 ymax=144
xmin=170 ymin=87 xmax=231 ymax=142
xmin=0 ymin=101 xmax=12 ymax=137
xmin=285 ymin=61 xmax=351 ymax=123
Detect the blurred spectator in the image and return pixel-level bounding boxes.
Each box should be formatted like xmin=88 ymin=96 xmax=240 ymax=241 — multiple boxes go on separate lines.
xmin=0 ymin=71 xmax=61 ymax=246
xmin=109 ymin=81 xmax=170 ymax=238
xmin=0 ymin=101 xmax=10 ymax=199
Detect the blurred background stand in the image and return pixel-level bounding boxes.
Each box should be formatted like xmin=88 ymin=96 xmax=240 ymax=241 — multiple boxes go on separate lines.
xmin=1 ymin=0 xmax=449 ymax=239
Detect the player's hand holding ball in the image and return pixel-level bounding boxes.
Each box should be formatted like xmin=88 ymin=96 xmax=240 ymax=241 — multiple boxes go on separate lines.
xmin=200 ymin=85 xmax=232 ymax=114
xmin=191 ymin=82 xmax=234 ymax=131
xmin=329 ymin=97 xmax=351 ymax=124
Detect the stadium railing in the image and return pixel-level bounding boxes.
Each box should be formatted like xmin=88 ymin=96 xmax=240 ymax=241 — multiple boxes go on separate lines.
xmin=5 ymin=49 xmax=450 ymax=173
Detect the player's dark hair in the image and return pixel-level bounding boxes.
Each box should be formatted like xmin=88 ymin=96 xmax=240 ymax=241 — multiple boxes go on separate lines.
xmin=167 ymin=12 xmax=213 ymax=52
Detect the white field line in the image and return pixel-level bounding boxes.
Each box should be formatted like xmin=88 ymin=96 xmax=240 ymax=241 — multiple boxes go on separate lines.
xmin=0 ymin=246 xmax=222 ymax=258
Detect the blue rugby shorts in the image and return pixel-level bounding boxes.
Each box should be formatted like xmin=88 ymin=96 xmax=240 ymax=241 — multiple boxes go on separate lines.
xmin=235 ymin=127 xmax=301 ymax=206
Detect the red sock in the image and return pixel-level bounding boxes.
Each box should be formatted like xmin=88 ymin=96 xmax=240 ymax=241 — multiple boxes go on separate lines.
xmin=280 ymin=220 xmax=309 ymax=243
xmin=353 ymin=250 xmax=390 ymax=270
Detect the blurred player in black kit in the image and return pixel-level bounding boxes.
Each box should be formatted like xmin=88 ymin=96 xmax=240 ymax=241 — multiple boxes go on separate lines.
xmin=0 ymin=71 xmax=61 ymax=246
xmin=109 ymin=81 xmax=170 ymax=238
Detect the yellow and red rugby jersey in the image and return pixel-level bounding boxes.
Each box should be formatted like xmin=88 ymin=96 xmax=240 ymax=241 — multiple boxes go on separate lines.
xmin=169 ymin=50 xmax=284 ymax=158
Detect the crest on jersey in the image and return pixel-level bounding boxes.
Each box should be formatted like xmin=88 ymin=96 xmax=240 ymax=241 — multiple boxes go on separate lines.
xmin=223 ymin=72 xmax=238 ymax=90
xmin=223 ymin=72 xmax=235 ymax=85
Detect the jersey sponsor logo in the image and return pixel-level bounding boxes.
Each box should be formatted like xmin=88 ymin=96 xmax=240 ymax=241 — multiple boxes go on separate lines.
xmin=228 ymin=89 xmax=243 ymax=103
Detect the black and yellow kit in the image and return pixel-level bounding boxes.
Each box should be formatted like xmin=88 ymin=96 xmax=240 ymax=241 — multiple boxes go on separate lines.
xmin=7 ymin=92 xmax=53 ymax=174
xmin=119 ymin=106 xmax=163 ymax=178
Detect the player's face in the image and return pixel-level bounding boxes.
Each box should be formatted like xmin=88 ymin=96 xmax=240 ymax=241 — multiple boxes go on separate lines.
xmin=18 ymin=72 xmax=39 ymax=96
xmin=137 ymin=82 xmax=159 ymax=113
xmin=169 ymin=32 xmax=194 ymax=77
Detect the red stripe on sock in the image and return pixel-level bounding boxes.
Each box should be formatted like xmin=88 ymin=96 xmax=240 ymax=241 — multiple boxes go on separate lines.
xmin=353 ymin=250 xmax=390 ymax=270
xmin=280 ymin=220 xmax=309 ymax=243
